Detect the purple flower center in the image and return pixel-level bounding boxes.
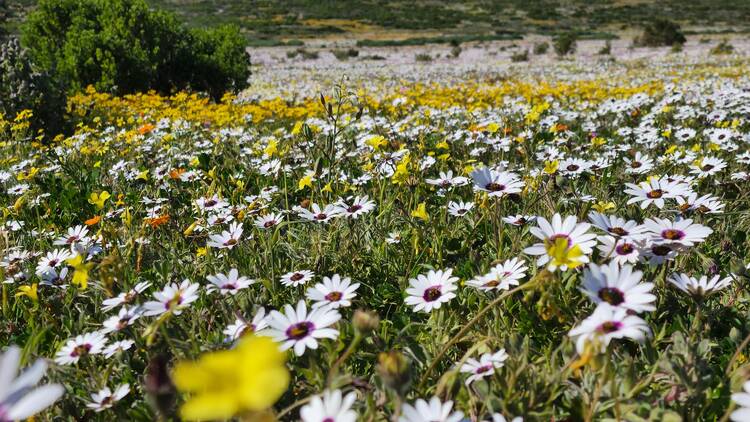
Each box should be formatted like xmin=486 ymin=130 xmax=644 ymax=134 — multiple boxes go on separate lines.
xmin=314 ymin=213 xmax=328 ymax=220
xmin=598 ymin=321 xmax=623 ymax=334
xmin=615 ymin=243 xmax=635 ymax=255
xmin=646 ymin=189 xmax=663 ymax=199
xmin=475 ymin=364 xmax=493 ymax=374
xmin=661 ymin=229 xmax=685 ymax=241
xmin=423 ymin=286 xmax=442 ymax=302
xmin=348 ymin=205 xmax=362 ymax=213
xmin=485 ymin=182 xmax=505 ymax=192
xmin=286 ymin=321 xmax=314 ymax=340
xmin=608 ymin=227 xmax=628 ymax=236
xmin=325 ymin=291 xmax=343 ymax=302
xmin=598 ymin=287 xmax=625 ymax=306
xmin=651 ymin=244 xmax=672 ymax=256
xmin=290 ymin=273 xmax=305 ymax=282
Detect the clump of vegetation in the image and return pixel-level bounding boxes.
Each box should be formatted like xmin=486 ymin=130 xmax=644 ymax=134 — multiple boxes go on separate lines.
xmin=293 ymin=48 xmax=319 ymax=60
xmin=710 ymin=39 xmax=734 ymax=55
xmin=634 ymin=19 xmax=686 ymax=47
xmin=415 ymin=53 xmax=433 ymax=62
xmin=598 ymin=40 xmax=612 ymax=55
xmin=331 ymin=48 xmax=359 ymax=61
xmin=450 ymin=45 xmax=462 ymax=58
xmin=510 ymin=49 xmax=529 ymax=62
xmin=533 ymin=42 xmax=549 ymax=55
xmin=0 ymin=38 xmax=66 ymax=135
xmin=22 ymin=0 xmax=250 ymax=100
xmin=554 ymin=32 xmax=577 ymax=57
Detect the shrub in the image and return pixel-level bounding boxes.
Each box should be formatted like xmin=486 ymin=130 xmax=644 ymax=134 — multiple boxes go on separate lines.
xmin=331 ymin=48 xmax=359 ymax=60
xmin=710 ymin=39 xmax=734 ymax=55
xmin=0 ymin=38 xmax=66 ymax=135
xmin=294 ymin=48 xmax=319 ymax=60
xmin=510 ymin=50 xmax=529 ymax=62
xmin=22 ymin=0 xmax=250 ymax=100
xmin=533 ymin=42 xmax=549 ymax=55
xmin=634 ymin=19 xmax=686 ymax=47
xmin=598 ymin=40 xmax=612 ymax=55
xmin=450 ymin=45 xmax=462 ymax=58
xmin=415 ymin=53 xmax=432 ymax=62
xmin=554 ymin=32 xmax=577 ymax=57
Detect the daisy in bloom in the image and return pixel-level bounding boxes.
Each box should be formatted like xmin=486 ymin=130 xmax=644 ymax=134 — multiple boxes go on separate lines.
xmin=142 ymin=279 xmax=200 ymax=316
xmin=523 ymin=214 xmax=597 ymax=271
xmin=300 ymin=389 xmax=357 ymax=422
xmin=643 ymin=217 xmax=712 ymax=249
xmin=195 ymin=195 xmax=228 ymax=213
xmin=386 ymin=232 xmax=402 ymax=244
xmin=207 ymin=222 xmax=243 ymax=249
xmin=467 ymin=258 xmax=527 ymax=291
xmin=638 ymin=241 xmax=679 ymax=266
xmin=0 ymin=345 xmax=64 ymax=421
xmin=399 ymin=397 xmax=464 ymax=422
xmin=425 ymin=170 xmax=468 ymax=189
xmin=470 ymin=167 xmax=524 ymax=197
xmin=306 ymin=274 xmax=360 ymax=309
xmin=35 ymin=249 xmax=72 ymax=276
xmin=489 ymin=414 xmax=523 ymax=422
xmin=101 ymin=306 xmax=142 ymax=333
xmin=254 ymin=212 xmax=284 ymax=230
xmin=102 ymin=281 xmax=151 ymax=311
xmin=206 ymin=269 xmax=254 ymax=295
xmin=103 ymin=340 xmax=134 ymax=358
xmin=296 ymin=203 xmax=341 ymax=223
xmin=568 ymin=304 xmax=651 ymax=354
xmin=447 ymin=200 xmax=474 ymax=217
xmin=624 ymin=152 xmax=654 ymax=174
xmin=335 ymin=195 xmax=376 ymax=219
xmin=676 ymin=193 xmax=725 ymax=214
xmin=502 ymin=215 xmax=536 ymax=226
xmin=280 ymin=270 xmax=315 ymax=287
xmin=597 ymin=236 xmax=640 ymax=265
xmin=460 ymin=349 xmax=509 ymax=385
xmin=580 ymin=262 xmax=656 ymax=313
xmin=624 ymin=177 xmax=688 ymax=209
xmin=404 ymin=269 xmax=459 ymax=313
xmin=731 ymin=380 xmax=750 ymax=421
xmin=267 ymin=300 xmax=341 ymax=356
xmin=588 ymin=212 xmax=644 ymax=239
xmin=689 ymin=156 xmax=726 ymax=178
xmin=224 ymin=308 xmax=269 ymax=341
xmin=53 ymin=225 xmax=90 ymax=246
xmin=55 ymin=331 xmax=108 ymax=365
xmin=668 ymin=273 xmax=732 ymax=299
xmin=86 ymin=384 xmax=130 ymax=412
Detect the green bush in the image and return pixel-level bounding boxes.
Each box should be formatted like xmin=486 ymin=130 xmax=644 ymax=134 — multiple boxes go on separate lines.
xmin=510 ymin=49 xmax=529 ymax=62
xmin=533 ymin=42 xmax=549 ymax=55
xmin=554 ymin=32 xmax=577 ymax=57
xmin=710 ymin=39 xmax=734 ymax=55
xmin=0 ymin=38 xmax=66 ymax=135
xmin=22 ymin=0 xmax=250 ymax=100
xmin=634 ymin=19 xmax=686 ymax=47
xmin=415 ymin=53 xmax=432 ymax=62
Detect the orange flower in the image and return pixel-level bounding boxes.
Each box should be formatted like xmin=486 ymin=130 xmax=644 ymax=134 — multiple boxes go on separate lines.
xmin=138 ymin=123 xmax=155 ymax=135
xmin=169 ymin=168 xmax=186 ymax=179
xmin=84 ymin=215 xmax=101 ymax=226
xmin=145 ymin=215 xmax=170 ymax=228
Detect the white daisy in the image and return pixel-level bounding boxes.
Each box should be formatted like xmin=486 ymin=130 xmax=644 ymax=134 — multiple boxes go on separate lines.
xmin=0 ymin=345 xmax=64 ymax=421
xmin=568 ymin=304 xmax=651 ymax=354
xmin=280 ymin=270 xmax=315 ymax=287
xmin=86 ymin=384 xmax=130 ymax=412
xmin=404 ymin=269 xmax=459 ymax=313
xmin=460 ymin=349 xmax=509 ymax=385
xmin=142 ymin=280 xmax=200 ymax=316
xmin=306 ymin=274 xmax=360 ymax=309
xmin=300 ymin=389 xmax=357 ymax=422
xmin=206 ymin=268 xmax=254 ymax=295
xmin=55 ymin=331 xmax=108 ymax=365
xmin=580 ymin=262 xmax=656 ymax=313
xmin=267 ymin=300 xmax=341 ymax=356
xmin=399 ymin=397 xmax=463 ymax=422
xmin=668 ymin=273 xmax=732 ymax=299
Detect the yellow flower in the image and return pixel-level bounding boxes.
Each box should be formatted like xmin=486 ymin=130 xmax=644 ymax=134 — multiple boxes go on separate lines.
xmin=543 ymin=160 xmax=559 ymax=175
xmin=297 ymin=174 xmax=314 ymax=191
xmin=173 ymin=335 xmax=289 ymax=421
xmin=545 ymin=237 xmax=585 ymax=270
xmin=88 ymin=191 xmax=111 ymax=210
xmin=411 ymin=202 xmax=429 ymax=221
xmin=66 ymin=254 xmax=94 ymax=290
xmin=365 ymin=135 xmax=387 ymax=150
xmin=263 ymin=139 xmax=278 ymax=156
xmin=592 ymin=201 xmax=615 ymax=213
xmin=15 ymin=283 xmax=38 ymax=302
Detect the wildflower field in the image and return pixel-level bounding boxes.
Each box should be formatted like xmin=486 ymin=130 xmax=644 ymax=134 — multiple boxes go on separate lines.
xmin=5 ymin=50 xmax=750 ymax=421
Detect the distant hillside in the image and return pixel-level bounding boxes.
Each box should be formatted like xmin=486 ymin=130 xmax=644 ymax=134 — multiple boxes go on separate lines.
xmin=6 ymin=0 xmax=750 ymax=46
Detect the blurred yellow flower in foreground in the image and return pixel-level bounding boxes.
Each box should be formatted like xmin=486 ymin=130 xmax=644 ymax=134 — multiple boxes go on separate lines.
xmin=172 ymin=335 xmax=289 ymax=421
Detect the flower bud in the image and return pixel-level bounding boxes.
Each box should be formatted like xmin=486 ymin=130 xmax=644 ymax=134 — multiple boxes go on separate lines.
xmin=377 ymin=351 xmax=411 ymax=394
xmin=352 ymin=309 xmax=380 ymax=335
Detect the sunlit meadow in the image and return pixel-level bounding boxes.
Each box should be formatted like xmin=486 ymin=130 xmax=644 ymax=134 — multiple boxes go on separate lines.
xmin=4 ymin=47 xmax=750 ymax=421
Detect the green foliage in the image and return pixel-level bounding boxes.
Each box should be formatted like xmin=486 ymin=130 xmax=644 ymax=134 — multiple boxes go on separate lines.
xmin=510 ymin=49 xmax=529 ymax=62
xmin=331 ymin=48 xmax=359 ymax=61
xmin=635 ymin=19 xmax=686 ymax=47
xmin=710 ymin=39 xmax=734 ymax=55
xmin=598 ymin=40 xmax=612 ymax=55
xmin=533 ymin=41 xmax=549 ymax=55
xmin=415 ymin=53 xmax=432 ymax=62
xmin=21 ymin=0 xmax=249 ymax=99
xmin=554 ymin=32 xmax=577 ymax=57
xmin=0 ymin=37 xmax=66 ymax=135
